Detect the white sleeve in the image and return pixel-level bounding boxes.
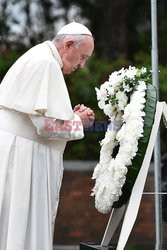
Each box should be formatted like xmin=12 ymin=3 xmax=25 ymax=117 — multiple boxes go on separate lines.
xmin=29 ymin=114 xmax=84 ymax=141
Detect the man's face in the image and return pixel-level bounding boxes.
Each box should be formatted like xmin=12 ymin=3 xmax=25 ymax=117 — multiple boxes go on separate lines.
xmin=61 ymin=36 xmax=94 ymax=74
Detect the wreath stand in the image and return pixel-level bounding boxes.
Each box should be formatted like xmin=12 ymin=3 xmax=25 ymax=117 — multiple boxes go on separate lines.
xmin=80 ymin=101 xmax=167 ymax=250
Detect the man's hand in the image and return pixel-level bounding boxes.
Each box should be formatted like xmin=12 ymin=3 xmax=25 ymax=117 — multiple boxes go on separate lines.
xmin=74 ymin=104 xmax=95 ymax=128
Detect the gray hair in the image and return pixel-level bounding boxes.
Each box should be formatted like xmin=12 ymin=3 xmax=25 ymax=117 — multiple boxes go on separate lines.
xmin=53 ymin=34 xmax=88 ymax=48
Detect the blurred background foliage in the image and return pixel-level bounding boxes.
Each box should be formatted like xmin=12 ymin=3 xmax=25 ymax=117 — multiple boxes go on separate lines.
xmin=0 ymin=0 xmax=167 ymax=160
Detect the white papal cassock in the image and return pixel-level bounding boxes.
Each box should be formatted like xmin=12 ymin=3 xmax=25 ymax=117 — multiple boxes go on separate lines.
xmin=0 ymin=41 xmax=84 ymax=250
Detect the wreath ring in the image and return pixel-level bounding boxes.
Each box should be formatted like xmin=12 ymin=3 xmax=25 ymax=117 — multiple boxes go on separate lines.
xmin=91 ymin=67 xmax=157 ymax=213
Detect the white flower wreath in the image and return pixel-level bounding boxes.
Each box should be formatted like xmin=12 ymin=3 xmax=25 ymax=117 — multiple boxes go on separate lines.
xmin=91 ymin=66 xmax=150 ymax=214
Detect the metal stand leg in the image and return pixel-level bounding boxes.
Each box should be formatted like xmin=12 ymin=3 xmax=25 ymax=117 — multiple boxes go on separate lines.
xmin=101 ymin=205 xmax=126 ymax=246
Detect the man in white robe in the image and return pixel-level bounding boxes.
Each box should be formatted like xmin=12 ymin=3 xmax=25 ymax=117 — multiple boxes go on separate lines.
xmin=0 ymin=22 xmax=94 ymax=250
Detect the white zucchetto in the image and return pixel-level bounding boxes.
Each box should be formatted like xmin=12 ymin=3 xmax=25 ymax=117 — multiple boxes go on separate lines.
xmin=57 ymin=21 xmax=92 ymax=36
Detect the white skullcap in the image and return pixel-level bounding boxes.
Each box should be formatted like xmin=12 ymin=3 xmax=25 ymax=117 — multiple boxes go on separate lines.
xmin=57 ymin=21 xmax=92 ymax=36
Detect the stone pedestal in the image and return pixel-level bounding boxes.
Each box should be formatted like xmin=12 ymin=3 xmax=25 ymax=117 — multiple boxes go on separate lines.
xmin=80 ymin=243 xmax=116 ymax=250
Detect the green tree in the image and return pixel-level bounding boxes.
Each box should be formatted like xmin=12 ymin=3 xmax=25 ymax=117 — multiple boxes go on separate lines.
xmin=0 ymin=0 xmax=11 ymax=49
xmin=59 ymin=0 xmax=151 ymax=60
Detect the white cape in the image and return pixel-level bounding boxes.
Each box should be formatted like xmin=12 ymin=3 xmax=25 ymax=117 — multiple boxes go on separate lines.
xmin=0 ymin=41 xmax=74 ymax=120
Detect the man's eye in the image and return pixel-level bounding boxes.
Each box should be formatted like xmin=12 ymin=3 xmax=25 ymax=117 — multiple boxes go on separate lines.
xmin=82 ymin=55 xmax=87 ymax=60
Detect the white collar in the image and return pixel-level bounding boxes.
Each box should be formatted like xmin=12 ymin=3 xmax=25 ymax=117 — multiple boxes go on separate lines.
xmin=45 ymin=40 xmax=63 ymax=69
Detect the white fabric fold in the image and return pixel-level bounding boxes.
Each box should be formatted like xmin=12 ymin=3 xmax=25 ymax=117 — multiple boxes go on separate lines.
xmin=29 ymin=113 xmax=84 ymax=141
xmin=0 ymin=123 xmax=64 ymax=250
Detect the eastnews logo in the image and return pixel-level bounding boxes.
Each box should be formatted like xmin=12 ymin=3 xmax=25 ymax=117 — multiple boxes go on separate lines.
xmin=44 ymin=119 xmax=121 ymax=132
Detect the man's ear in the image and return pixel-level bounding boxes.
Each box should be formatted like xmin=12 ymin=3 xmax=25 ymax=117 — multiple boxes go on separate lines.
xmin=64 ymin=40 xmax=74 ymax=51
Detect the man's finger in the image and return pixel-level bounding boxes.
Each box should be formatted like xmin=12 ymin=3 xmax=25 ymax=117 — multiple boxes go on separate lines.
xmin=88 ymin=116 xmax=95 ymax=120
xmin=73 ymin=104 xmax=81 ymax=112
xmin=79 ymin=105 xmax=87 ymax=112
xmin=87 ymin=110 xmax=94 ymax=116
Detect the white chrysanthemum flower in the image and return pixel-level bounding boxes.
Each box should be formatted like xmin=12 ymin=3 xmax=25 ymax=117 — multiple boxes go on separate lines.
xmin=102 ymin=81 xmax=110 ymax=88
xmin=140 ymin=67 xmax=147 ymax=74
xmin=105 ymin=86 xmax=114 ymax=96
xmin=103 ymin=104 xmax=115 ymax=118
xmin=109 ymin=71 xmax=124 ymax=88
xmin=95 ymin=86 xmax=108 ymax=101
xmin=123 ymin=83 xmax=132 ymax=93
xmin=98 ymin=100 xmax=105 ymax=109
xmin=137 ymin=81 xmax=147 ymax=92
xmin=124 ymin=66 xmax=137 ymax=79
xmin=116 ymin=124 xmax=126 ymax=142
xmin=95 ymin=87 xmax=101 ymax=100
xmin=116 ymin=91 xmax=128 ymax=110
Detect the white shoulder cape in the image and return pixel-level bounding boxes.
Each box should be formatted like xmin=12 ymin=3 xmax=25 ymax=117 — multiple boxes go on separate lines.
xmin=0 ymin=41 xmax=74 ymax=120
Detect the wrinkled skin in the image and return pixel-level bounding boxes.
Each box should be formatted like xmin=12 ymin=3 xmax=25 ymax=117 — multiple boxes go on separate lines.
xmin=57 ymin=35 xmax=94 ymax=75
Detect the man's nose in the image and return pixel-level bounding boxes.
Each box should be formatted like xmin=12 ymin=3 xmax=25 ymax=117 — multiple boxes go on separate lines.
xmin=79 ymin=59 xmax=86 ymax=68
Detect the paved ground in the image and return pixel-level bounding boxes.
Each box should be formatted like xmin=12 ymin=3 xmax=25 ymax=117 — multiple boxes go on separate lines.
xmin=53 ymin=245 xmax=79 ymax=250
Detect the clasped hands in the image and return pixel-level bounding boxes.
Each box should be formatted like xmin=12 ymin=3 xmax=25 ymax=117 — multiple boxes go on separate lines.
xmin=74 ymin=104 xmax=95 ymax=128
